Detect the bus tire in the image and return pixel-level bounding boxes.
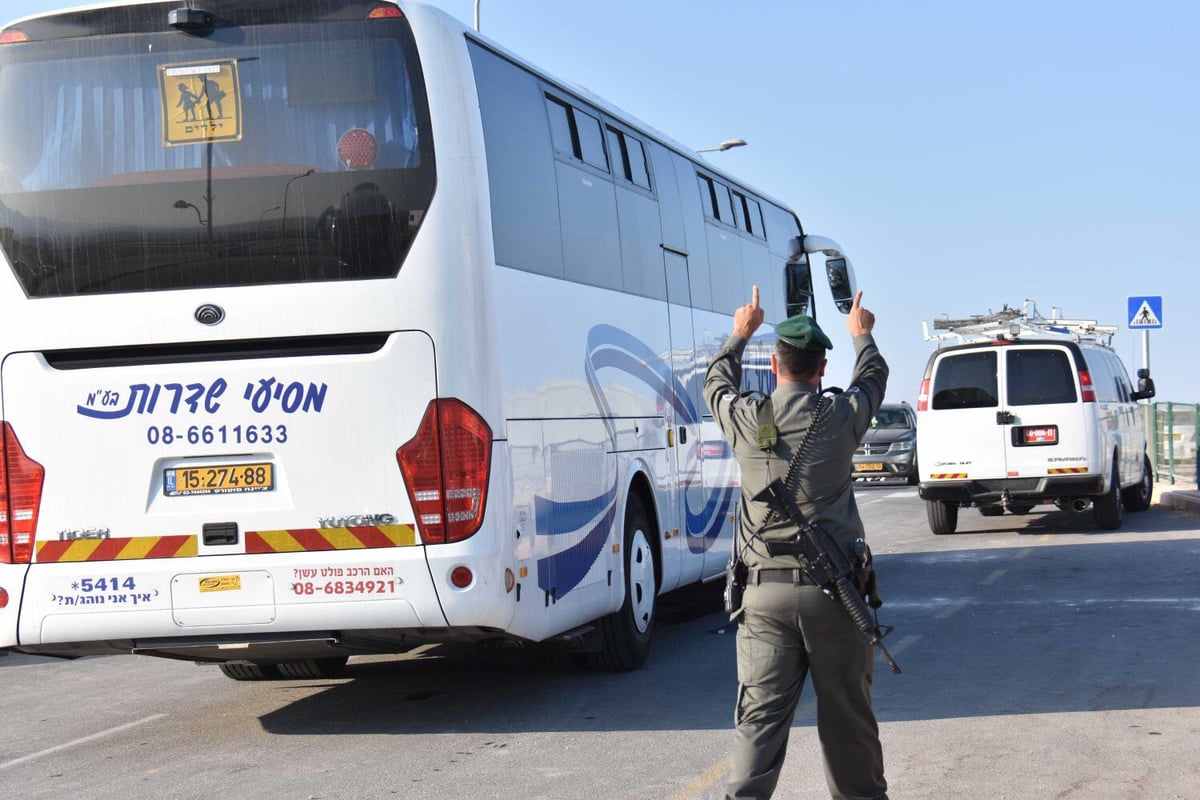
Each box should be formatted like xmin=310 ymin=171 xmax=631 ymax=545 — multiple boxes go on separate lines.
xmin=276 ymin=657 xmax=349 ymax=680
xmin=1093 ymin=461 xmax=1123 ymax=530
xmin=218 ymin=662 xmax=282 ymax=681
xmin=588 ymin=494 xmax=657 ymax=671
xmin=1120 ymin=454 xmax=1153 ymax=512
xmin=927 ymin=500 xmax=958 ymax=534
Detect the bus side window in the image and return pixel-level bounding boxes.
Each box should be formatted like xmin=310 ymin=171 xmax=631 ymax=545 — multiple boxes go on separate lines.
xmin=545 ymin=96 xmax=575 ymax=158
xmin=545 ymin=93 xmax=608 ymax=173
xmin=624 ymin=134 xmax=650 ymax=189
xmin=697 ymin=174 xmax=718 ymax=219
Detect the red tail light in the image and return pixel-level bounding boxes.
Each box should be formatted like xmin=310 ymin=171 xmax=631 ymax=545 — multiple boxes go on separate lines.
xmin=397 ymin=399 xmax=492 ymax=544
xmin=1078 ymin=369 xmax=1096 ymax=403
xmin=0 ymin=423 xmax=45 ymax=564
xmin=917 ymin=379 xmax=931 ymax=412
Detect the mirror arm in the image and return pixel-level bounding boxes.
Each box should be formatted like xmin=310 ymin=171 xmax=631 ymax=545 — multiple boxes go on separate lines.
xmin=801 ymin=234 xmax=846 ymax=258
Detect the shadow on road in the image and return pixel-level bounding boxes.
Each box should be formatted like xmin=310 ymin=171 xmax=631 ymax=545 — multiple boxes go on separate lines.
xmin=256 ymin=507 xmax=1200 ymax=736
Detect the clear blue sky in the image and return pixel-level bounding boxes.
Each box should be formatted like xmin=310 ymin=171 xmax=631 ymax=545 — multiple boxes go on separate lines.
xmin=8 ymin=0 xmax=1198 ymax=404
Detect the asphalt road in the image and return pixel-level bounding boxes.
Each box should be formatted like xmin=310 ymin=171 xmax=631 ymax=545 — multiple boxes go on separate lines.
xmin=2 ymin=486 xmax=1198 ymax=800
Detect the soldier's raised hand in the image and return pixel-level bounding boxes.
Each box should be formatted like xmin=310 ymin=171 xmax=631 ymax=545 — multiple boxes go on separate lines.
xmin=733 ymin=285 xmax=765 ymax=339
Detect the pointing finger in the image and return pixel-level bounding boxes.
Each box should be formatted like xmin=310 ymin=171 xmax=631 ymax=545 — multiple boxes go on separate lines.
xmin=851 ymin=290 xmax=863 ymax=309
xmin=751 ymin=285 xmax=760 ymax=308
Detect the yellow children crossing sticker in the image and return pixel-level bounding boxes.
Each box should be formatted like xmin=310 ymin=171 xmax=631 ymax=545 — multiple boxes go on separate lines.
xmin=158 ymin=59 xmax=242 ymax=146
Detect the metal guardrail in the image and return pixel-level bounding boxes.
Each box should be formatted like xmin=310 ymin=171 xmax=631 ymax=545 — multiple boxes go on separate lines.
xmin=1149 ymin=402 xmax=1198 ymax=486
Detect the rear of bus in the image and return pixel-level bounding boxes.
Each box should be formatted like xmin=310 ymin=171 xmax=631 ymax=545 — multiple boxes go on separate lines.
xmin=0 ymin=0 xmax=507 ymax=674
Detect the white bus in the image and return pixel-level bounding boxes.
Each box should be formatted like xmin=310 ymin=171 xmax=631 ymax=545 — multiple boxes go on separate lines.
xmin=0 ymin=0 xmax=855 ymax=678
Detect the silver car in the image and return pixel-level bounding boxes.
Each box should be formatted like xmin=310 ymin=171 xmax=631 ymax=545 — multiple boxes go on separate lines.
xmin=853 ymin=402 xmax=918 ymax=485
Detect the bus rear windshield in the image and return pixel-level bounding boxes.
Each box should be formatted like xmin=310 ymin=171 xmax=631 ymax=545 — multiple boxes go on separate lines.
xmin=0 ymin=15 xmax=434 ymax=297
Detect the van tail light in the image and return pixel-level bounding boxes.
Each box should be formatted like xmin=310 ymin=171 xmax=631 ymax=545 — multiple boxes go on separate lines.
xmin=917 ymin=379 xmax=931 ymax=412
xmin=0 ymin=423 xmax=45 ymax=564
xmin=1078 ymin=369 xmax=1096 ymax=403
xmin=396 ymin=399 xmax=492 ymax=544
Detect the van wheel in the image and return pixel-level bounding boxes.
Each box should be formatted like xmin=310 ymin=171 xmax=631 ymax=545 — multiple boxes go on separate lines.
xmin=218 ymin=662 xmax=282 ymax=681
xmin=927 ymin=500 xmax=958 ymax=534
xmin=1093 ymin=462 xmax=1123 ymax=530
xmin=587 ymin=495 xmax=657 ymax=671
xmin=1121 ymin=454 xmax=1153 ymax=512
xmin=276 ymin=657 xmax=349 ymax=680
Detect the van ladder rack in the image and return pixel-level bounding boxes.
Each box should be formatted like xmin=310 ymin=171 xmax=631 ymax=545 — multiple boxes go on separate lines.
xmin=922 ymin=299 xmax=1117 ymax=348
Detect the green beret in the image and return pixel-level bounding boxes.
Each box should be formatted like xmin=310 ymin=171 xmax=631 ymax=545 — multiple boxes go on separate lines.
xmin=774 ymin=315 xmax=833 ymax=351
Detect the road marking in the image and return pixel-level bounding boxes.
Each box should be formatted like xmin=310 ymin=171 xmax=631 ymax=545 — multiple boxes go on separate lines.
xmin=664 ymin=755 xmax=729 ymax=800
xmin=1014 ymin=548 xmax=1033 ymax=559
xmin=934 ymin=597 xmax=974 ymax=619
xmin=886 ymin=597 xmax=1200 ymax=610
xmin=887 ymin=634 xmax=920 ymax=658
xmin=980 ymin=569 xmax=1007 ymax=585
xmin=0 ymin=714 xmax=165 ymax=771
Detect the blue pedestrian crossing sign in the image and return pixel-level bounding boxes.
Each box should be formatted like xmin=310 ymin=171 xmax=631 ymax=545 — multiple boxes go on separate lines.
xmin=1127 ymin=296 xmax=1163 ymax=329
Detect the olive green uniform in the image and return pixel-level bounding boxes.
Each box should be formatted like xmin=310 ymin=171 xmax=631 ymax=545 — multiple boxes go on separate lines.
xmin=704 ymin=332 xmax=889 ymax=800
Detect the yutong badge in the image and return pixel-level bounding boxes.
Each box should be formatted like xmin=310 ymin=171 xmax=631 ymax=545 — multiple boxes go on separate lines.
xmin=158 ymin=59 xmax=243 ymax=146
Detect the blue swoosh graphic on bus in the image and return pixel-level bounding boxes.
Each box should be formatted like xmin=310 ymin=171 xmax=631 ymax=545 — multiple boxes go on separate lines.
xmin=585 ymin=324 xmax=699 ymax=427
xmin=533 ymin=324 xmax=738 ymax=598
xmin=535 ymin=501 xmax=617 ymax=596
xmin=533 ymin=487 xmax=617 ymax=536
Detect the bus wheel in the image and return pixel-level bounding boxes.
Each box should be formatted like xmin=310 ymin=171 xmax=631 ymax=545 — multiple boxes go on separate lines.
xmin=218 ymin=662 xmax=282 ymax=681
xmin=1120 ymin=454 xmax=1153 ymax=512
xmin=276 ymin=657 xmax=349 ymax=680
xmin=927 ymin=500 xmax=958 ymax=534
xmin=588 ymin=495 xmax=657 ymax=671
xmin=1093 ymin=462 xmax=1123 ymax=530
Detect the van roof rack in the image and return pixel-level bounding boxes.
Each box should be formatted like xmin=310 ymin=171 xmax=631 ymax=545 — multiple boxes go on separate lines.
xmin=922 ymin=300 xmax=1117 ymax=348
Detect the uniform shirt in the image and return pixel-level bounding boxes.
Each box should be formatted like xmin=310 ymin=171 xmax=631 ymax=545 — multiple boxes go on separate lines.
xmin=703 ymin=333 xmax=888 ymax=569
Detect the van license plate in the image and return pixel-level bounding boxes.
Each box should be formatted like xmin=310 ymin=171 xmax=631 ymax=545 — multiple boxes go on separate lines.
xmin=855 ymin=463 xmax=884 ymax=472
xmin=164 ymin=463 xmax=274 ymax=497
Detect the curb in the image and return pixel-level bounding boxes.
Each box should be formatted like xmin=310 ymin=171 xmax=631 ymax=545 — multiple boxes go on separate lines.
xmin=1154 ymin=481 xmax=1200 ymax=514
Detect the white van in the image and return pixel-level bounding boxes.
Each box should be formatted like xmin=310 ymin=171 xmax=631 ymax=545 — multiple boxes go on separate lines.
xmin=916 ymin=333 xmax=1155 ymax=534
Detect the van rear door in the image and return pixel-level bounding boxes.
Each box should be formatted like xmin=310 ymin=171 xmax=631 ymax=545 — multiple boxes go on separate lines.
xmin=920 ymin=348 xmax=1008 ymax=482
xmin=1000 ymin=345 xmax=1094 ymax=480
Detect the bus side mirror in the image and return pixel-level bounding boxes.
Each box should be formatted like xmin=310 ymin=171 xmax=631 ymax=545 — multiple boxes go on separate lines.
xmin=784 ymin=238 xmax=813 ymax=317
xmin=1132 ymin=368 xmax=1156 ymax=401
xmin=826 ymin=256 xmax=857 ymax=314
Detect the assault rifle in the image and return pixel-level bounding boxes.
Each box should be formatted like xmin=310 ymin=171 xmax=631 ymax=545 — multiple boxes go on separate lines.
xmin=753 ymin=477 xmax=901 ymax=674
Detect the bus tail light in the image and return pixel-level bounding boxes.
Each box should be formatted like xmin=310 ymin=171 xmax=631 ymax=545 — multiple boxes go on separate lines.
xmin=0 ymin=423 xmax=45 ymax=564
xmin=1078 ymin=369 xmax=1096 ymax=403
xmin=397 ymin=399 xmax=492 ymax=545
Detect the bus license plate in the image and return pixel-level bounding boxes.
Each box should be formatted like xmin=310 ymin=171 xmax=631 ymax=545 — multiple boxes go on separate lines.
xmin=855 ymin=463 xmax=884 ymax=472
xmin=164 ymin=463 xmax=274 ymax=497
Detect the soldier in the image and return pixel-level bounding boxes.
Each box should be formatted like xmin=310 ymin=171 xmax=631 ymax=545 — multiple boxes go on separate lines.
xmin=704 ymin=286 xmax=889 ymax=800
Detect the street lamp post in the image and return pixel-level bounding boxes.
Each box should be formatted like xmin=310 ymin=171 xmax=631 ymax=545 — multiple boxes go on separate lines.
xmin=280 ymin=168 xmax=316 ymax=239
xmin=696 ymin=138 xmax=747 ymax=153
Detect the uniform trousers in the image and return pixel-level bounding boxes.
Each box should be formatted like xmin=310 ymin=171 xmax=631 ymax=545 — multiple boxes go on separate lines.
xmin=725 ymin=575 xmax=888 ymax=800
